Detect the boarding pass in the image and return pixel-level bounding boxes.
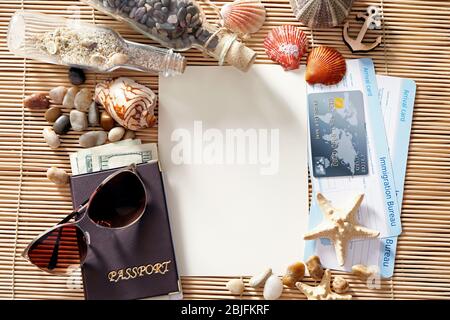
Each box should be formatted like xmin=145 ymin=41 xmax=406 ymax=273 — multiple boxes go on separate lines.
xmin=304 ymin=59 xmax=415 ymax=275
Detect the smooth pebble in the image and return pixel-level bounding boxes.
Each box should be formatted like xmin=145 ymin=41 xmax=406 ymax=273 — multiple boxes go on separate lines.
xmin=74 ymin=88 xmax=93 ymax=112
xmin=43 ymin=127 xmax=60 ymax=149
xmin=226 ymin=279 xmax=245 ymax=295
xmin=306 ymin=255 xmax=324 ymax=280
xmin=79 ymin=131 xmax=107 ymax=148
xmin=24 ymin=92 xmax=50 ymax=109
xmin=167 ymin=14 xmax=177 ymax=24
xmin=49 ymin=86 xmax=67 ymax=104
xmin=108 ymin=127 xmax=126 ymax=142
xmin=63 ymin=87 xmax=78 ymax=109
xmin=263 ymin=275 xmax=283 ymax=300
xmin=351 ymin=264 xmax=377 ymax=280
xmin=70 ymin=110 xmax=88 ymax=131
xmin=53 ymin=115 xmax=71 ymax=135
xmin=45 ymin=107 xmax=62 ymax=123
xmin=249 ymin=268 xmax=272 ymax=288
xmin=69 ymin=67 xmax=86 ymax=85
xmin=123 ymin=130 xmax=136 ymax=140
xmin=46 ymin=167 xmax=69 ymax=185
xmin=282 ymin=262 xmax=305 ymax=287
xmin=88 ymin=102 xmax=100 ymax=126
xmin=100 ymin=111 xmax=115 ymax=131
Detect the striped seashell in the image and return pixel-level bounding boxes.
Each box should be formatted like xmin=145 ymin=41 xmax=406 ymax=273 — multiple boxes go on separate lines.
xmin=264 ymin=25 xmax=309 ymax=71
xmin=290 ymin=0 xmax=354 ymax=29
xmin=305 ymin=46 xmax=346 ymax=85
xmin=95 ymin=77 xmax=157 ymax=131
xmin=220 ymin=0 xmax=266 ymax=35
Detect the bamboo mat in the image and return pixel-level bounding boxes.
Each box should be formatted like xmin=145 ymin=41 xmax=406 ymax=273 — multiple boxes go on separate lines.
xmin=0 ymin=0 xmax=449 ymax=300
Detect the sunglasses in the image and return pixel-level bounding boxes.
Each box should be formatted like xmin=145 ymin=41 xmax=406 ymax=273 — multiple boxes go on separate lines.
xmin=22 ymin=164 xmax=147 ymax=275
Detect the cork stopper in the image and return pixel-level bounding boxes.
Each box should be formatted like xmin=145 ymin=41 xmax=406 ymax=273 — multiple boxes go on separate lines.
xmin=216 ymin=34 xmax=256 ymax=72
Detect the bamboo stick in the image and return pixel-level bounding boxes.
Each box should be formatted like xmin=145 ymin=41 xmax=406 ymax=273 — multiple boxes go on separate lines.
xmin=0 ymin=0 xmax=450 ymax=300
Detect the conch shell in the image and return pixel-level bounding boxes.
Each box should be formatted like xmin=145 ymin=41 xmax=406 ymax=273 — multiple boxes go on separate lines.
xmin=95 ymin=77 xmax=157 ymax=131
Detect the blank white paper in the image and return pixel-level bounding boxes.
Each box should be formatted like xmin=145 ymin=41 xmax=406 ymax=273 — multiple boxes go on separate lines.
xmin=159 ymin=65 xmax=309 ymax=276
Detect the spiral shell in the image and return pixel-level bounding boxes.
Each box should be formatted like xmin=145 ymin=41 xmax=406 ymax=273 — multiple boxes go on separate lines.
xmin=94 ymin=77 xmax=157 ymax=131
xmin=305 ymin=46 xmax=346 ymax=85
xmin=290 ymin=0 xmax=354 ymax=28
xmin=264 ymin=25 xmax=309 ymax=71
xmin=220 ymin=0 xmax=266 ymax=35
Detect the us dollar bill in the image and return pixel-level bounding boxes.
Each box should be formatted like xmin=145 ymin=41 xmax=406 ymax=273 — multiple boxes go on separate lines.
xmin=70 ymin=139 xmax=142 ymax=175
xmin=89 ymin=143 xmax=159 ymax=172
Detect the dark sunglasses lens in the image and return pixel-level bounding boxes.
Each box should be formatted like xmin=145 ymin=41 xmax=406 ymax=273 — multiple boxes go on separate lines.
xmin=88 ymin=171 xmax=146 ymax=228
xmin=27 ymin=224 xmax=87 ymax=274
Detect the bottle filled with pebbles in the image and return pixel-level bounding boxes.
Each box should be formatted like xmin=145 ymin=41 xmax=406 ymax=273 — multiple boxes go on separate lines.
xmin=7 ymin=10 xmax=186 ymax=76
xmin=83 ymin=0 xmax=257 ymax=71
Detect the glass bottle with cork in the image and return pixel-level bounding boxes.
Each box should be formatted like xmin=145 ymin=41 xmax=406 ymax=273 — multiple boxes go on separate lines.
xmin=7 ymin=10 xmax=186 ymax=76
xmin=83 ymin=0 xmax=257 ymax=72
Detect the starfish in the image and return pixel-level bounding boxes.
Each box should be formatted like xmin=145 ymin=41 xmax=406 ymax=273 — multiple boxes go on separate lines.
xmin=296 ymin=269 xmax=352 ymax=300
xmin=304 ymin=193 xmax=380 ymax=266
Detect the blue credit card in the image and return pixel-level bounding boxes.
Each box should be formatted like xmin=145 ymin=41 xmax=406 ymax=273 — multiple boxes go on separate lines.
xmin=308 ymin=90 xmax=369 ymax=178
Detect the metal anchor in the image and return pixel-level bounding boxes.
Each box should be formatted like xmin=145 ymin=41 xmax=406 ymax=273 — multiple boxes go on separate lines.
xmin=343 ymin=6 xmax=383 ymax=53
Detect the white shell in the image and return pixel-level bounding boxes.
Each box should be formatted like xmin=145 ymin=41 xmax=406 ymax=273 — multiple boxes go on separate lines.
xmin=263 ymin=275 xmax=283 ymax=300
xmin=220 ymin=0 xmax=266 ymax=35
xmin=95 ymin=77 xmax=157 ymax=131
xmin=249 ymin=268 xmax=272 ymax=288
xmin=290 ymin=0 xmax=354 ymax=28
xmin=226 ymin=278 xmax=245 ymax=295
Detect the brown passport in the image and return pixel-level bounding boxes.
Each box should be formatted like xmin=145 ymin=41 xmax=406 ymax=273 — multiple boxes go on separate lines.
xmin=70 ymin=161 xmax=181 ymax=300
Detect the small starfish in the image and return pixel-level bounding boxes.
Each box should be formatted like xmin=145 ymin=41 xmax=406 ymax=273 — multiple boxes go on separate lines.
xmin=296 ymin=269 xmax=352 ymax=300
xmin=304 ymin=193 xmax=380 ymax=266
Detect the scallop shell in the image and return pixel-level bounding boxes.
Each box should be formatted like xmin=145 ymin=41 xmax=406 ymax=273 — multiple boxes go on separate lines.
xmin=305 ymin=46 xmax=346 ymax=85
xmin=220 ymin=0 xmax=266 ymax=35
xmin=290 ymin=0 xmax=354 ymax=28
xmin=94 ymin=77 xmax=157 ymax=131
xmin=264 ymin=25 xmax=309 ymax=71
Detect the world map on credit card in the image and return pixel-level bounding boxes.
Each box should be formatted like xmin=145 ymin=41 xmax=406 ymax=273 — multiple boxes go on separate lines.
xmin=308 ymin=90 xmax=369 ymax=178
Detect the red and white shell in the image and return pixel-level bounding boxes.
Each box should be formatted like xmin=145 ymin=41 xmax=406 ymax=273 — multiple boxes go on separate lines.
xmin=95 ymin=77 xmax=157 ymax=131
xmin=220 ymin=0 xmax=266 ymax=35
xmin=264 ymin=25 xmax=309 ymax=71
